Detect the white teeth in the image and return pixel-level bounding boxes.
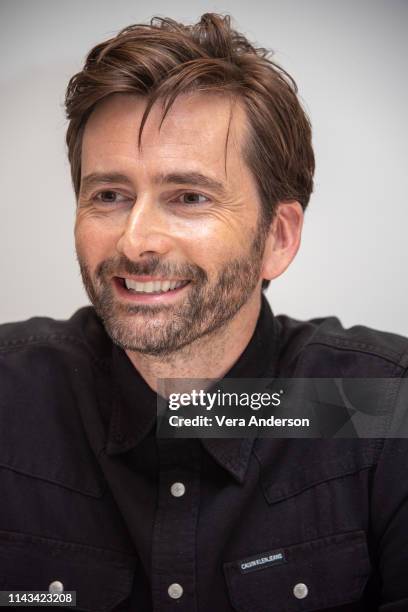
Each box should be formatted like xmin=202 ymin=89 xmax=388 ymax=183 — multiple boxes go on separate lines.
xmin=124 ymin=279 xmax=187 ymax=293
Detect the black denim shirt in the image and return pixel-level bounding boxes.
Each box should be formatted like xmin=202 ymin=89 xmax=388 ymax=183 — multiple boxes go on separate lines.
xmin=1 ymin=297 xmax=408 ymax=611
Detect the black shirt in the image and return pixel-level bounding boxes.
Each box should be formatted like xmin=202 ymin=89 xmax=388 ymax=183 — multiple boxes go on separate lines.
xmin=1 ymin=296 xmax=408 ymax=611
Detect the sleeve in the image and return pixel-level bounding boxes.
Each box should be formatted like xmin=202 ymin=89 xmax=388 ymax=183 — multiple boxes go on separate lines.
xmin=371 ymin=378 xmax=408 ymax=610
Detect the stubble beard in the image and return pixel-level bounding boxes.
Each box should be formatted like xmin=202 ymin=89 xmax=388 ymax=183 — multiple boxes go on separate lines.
xmin=77 ymin=222 xmax=268 ymax=357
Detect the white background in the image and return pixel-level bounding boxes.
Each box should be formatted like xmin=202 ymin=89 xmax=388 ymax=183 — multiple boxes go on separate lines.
xmin=1 ymin=0 xmax=407 ymax=335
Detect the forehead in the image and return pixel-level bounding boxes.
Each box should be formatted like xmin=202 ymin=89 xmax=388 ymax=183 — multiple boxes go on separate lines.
xmin=81 ymin=92 xmax=251 ymax=183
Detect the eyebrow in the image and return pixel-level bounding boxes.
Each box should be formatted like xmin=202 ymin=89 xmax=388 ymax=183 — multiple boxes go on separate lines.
xmin=80 ymin=173 xmax=133 ymax=193
xmin=80 ymin=171 xmax=228 ymax=197
xmin=156 ymin=171 xmax=228 ymax=197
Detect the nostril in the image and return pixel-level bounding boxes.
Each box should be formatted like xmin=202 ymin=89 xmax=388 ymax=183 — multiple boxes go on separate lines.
xmin=140 ymin=250 xmax=161 ymax=257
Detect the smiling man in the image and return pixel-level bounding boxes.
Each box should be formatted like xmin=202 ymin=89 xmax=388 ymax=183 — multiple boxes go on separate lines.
xmin=75 ymin=91 xmax=300 ymax=385
xmin=1 ymin=13 xmax=408 ymax=612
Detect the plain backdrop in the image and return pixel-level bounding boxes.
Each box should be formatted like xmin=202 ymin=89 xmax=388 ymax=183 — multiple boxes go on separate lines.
xmin=1 ymin=0 xmax=407 ymax=335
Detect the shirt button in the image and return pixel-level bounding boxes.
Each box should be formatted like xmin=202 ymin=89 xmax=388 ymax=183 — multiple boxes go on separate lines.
xmin=170 ymin=482 xmax=186 ymax=497
xmin=168 ymin=583 xmax=183 ymax=599
xmin=293 ymin=582 xmax=308 ymax=599
xmin=48 ymin=580 xmax=64 ymax=594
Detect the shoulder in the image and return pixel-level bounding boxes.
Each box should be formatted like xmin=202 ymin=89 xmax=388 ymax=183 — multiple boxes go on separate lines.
xmin=0 ymin=306 xmax=111 ymax=368
xmin=275 ymin=313 xmax=408 ymax=376
xmin=0 ymin=307 xmax=112 ymax=422
xmin=0 ymin=308 xmax=109 ymax=497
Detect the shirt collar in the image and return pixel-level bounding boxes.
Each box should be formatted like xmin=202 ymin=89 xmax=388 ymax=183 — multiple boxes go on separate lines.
xmin=105 ymin=295 xmax=281 ymax=483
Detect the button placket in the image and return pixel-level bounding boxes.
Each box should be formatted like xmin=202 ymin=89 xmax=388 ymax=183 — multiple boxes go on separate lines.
xmin=151 ymin=439 xmax=200 ymax=611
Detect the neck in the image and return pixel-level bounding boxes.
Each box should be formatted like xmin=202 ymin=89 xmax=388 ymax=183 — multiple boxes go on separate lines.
xmin=125 ymin=291 xmax=262 ymax=393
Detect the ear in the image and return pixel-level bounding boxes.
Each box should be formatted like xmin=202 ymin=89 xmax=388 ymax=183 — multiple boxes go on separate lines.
xmin=261 ymin=201 xmax=304 ymax=282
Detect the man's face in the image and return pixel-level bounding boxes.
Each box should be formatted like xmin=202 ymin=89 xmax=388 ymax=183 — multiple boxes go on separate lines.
xmin=75 ymin=92 xmax=269 ymax=356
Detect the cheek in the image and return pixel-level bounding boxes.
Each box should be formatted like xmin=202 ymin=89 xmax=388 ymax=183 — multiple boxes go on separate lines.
xmin=74 ymin=217 xmax=118 ymax=267
xmin=178 ymin=217 xmax=243 ymax=266
xmin=181 ymin=230 xmax=238 ymax=278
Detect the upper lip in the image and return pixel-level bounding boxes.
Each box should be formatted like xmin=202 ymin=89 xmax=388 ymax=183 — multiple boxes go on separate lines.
xmin=115 ymin=275 xmax=189 ymax=282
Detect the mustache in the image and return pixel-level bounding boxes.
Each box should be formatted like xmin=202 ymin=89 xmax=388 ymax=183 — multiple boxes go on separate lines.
xmin=95 ymin=254 xmax=208 ymax=282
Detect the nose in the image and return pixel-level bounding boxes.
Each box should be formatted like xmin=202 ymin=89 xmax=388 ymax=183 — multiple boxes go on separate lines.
xmin=116 ymin=196 xmax=174 ymax=260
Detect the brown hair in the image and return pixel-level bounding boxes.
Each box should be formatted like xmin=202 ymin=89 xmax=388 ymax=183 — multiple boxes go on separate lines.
xmin=65 ymin=13 xmax=315 ymax=287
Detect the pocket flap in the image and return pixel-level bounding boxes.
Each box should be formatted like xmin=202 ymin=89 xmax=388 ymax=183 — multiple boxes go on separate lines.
xmin=224 ymin=530 xmax=371 ymax=612
xmin=0 ymin=531 xmax=135 ymax=612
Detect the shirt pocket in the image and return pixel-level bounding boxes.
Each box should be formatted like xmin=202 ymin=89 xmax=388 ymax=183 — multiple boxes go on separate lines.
xmin=0 ymin=530 xmax=135 ymax=611
xmin=223 ymin=530 xmax=371 ymax=612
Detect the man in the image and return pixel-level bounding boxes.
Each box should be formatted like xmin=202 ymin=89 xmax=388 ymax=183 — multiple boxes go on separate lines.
xmin=0 ymin=12 xmax=407 ymax=612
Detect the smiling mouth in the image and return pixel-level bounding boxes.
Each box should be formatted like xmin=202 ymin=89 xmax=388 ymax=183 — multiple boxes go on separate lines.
xmin=116 ymin=277 xmax=191 ymax=295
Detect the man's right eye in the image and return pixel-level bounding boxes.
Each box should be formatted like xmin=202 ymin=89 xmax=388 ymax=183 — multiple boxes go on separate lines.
xmin=92 ymin=190 xmax=132 ymax=205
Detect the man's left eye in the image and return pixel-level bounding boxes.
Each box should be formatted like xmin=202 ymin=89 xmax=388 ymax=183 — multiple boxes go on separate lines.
xmin=176 ymin=193 xmax=210 ymax=205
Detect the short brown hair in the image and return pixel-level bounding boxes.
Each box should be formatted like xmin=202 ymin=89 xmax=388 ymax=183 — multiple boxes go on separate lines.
xmin=65 ymin=13 xmax=315 ymax=287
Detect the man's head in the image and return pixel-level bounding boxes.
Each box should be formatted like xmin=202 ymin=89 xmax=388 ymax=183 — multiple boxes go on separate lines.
xmin=66 ymin=14 xmax=314 ymax=356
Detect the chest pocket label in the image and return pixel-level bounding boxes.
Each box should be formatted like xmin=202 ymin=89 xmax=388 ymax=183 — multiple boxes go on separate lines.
xmin=239 ymin=549 xmax=286 ymax=574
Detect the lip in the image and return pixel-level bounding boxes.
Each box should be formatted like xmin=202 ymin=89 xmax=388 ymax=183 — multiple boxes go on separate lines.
xmin=117 ymin=275 xmax=187 ymax=283
xmin=112 ymin=276 xmax=191 ymax=304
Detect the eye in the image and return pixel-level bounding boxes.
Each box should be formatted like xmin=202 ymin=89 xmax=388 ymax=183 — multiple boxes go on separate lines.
xmin=175 ymin=192 xmax=210 ymax=205
xmin=92 ymin=190 xmax=132 ymax=205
